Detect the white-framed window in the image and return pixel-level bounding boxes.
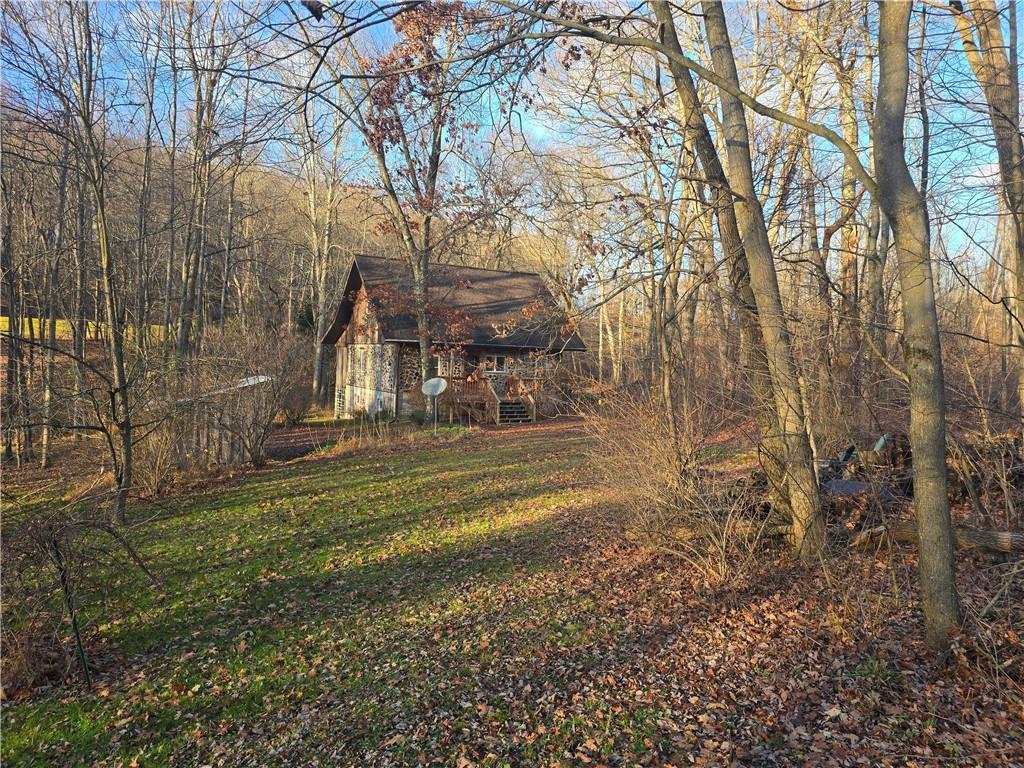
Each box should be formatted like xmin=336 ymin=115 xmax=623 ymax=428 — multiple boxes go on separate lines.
xmin=482 ymin=354 xmax=507 ymax=374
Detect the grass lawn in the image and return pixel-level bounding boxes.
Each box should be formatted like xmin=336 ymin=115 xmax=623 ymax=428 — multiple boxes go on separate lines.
xmin=0 ymin=316 xmax=163 ymax=341
xmin=1 ymin=317 xmax=93 ymax=339
xmin=6 ymin=424 xmax=597 ymax=766
xmin=4 ymin=422 xmax=1022 ymax=766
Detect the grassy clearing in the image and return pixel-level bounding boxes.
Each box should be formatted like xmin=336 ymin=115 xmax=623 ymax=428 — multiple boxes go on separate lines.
xmin=4 ymin=425 xmax=592 ymax=766
xmin=0 ymin=316 xmax=163 ymax=341
xmin=5 ymin=423 xmax=1021 ymax=767
xmin=1 ymin=317 xmax=90 ymax=339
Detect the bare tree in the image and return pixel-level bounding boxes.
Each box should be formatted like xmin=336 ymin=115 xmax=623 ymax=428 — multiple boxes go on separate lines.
xmin=946 ymin=0 xmax=1024 ymax=433
xmin=875 ymin=0 xmax=960 ymax=650
xmin=658 ymin=0 xmax=825 ymax=558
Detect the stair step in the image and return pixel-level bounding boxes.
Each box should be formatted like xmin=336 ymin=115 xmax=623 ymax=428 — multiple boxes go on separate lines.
xmin=497 ymin=397 xmax=532 ymax=425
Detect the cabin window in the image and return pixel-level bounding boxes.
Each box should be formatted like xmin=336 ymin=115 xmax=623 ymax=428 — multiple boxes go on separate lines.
xmin=482 ymin=354 xmax=507 ymax=374
xmin=436 ymin=353 xmax=464 ymax=379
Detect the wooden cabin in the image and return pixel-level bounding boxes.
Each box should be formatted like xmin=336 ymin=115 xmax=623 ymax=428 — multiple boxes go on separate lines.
xmin=320 ymin=255 xmax=586 ymax=425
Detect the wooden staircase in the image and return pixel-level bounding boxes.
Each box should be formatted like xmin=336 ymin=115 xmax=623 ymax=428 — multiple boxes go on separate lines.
xmin=497 ymin=399 xmax=532 ymax=425
xmin=441 ymin=377 xmax=536 ymax=426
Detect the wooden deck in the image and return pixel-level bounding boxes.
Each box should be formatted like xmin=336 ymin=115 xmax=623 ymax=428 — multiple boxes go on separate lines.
xmin=440 ymin=377 xmax=536 ymax=425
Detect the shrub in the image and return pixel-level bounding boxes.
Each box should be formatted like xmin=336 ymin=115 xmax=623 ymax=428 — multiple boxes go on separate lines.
xmin=1 ymin=491 xmax=158 ymax=694
xmin=584 ymin=393 xmax=770 ymax=587
xmin=134 ymin=412 xmax=188 ymax=497
xmin=280 ymin=381 xmax=313 ymax=427
xmin=202 ymin=326 xmax=310 ymax=467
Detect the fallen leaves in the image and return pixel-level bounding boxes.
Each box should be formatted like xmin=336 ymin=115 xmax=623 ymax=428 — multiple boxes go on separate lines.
xmin=6 ymin=423 xmax=1023 ymax=767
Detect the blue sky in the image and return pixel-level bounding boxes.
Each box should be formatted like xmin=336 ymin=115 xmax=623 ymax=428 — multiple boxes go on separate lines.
xmin=4 ymin=0 xmax=1019 ymax=283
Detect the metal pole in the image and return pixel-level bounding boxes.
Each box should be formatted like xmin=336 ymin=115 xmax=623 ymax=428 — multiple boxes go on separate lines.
xmin=433 ymin=394 xmax=438 ymax=436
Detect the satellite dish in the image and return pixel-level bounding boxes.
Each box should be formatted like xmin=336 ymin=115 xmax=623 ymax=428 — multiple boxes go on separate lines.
xmin=421 ymin=377 xmax=448 ymax=397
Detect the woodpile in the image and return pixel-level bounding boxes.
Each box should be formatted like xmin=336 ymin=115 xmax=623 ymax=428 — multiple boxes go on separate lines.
xmin=734 ymin=432 xmax=1023 ymax=556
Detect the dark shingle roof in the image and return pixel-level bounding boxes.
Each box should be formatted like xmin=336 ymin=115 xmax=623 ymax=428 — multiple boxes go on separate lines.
xmin=321 ymin=255 xmax=586 ymax=351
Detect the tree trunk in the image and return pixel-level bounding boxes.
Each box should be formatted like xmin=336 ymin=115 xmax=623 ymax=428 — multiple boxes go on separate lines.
xmin=414 ymin=255 xmax=433 ymax=390
xmin=801 ymin=124 xmax=833 ymax=414
xmin=2 ymin=180 xmax=20 ymax=463
xmin=94 ymin=190 xmax=133 ymax=524
xmin=135 ymin=34 xmax=158 ymax=355
xmin=654 ymin=1 xmax=797 ymax=532
xmin=950 ymin=0 xmax=1024 ymax=436
xmin=41 ymin=149 xmax=70 ymax=468
xmin=875 ymin=0 xmax=960 ymax=650
xmin=597 ymin=280 xmax=607 ymax=384
xmin=615 ymin=293 xmax=625 ymax=385
xmin=697 ymin=0 xmax=825 ymax=559
xmin=73 ymin=169 xmax=89 ymax=433
xmin=838 ymin=73 xmax=861 ymax=376
xmin=161 ymin=4 xmax=178 ymax=370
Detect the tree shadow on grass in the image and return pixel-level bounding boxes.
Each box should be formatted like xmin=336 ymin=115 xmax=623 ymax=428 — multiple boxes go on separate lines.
xmin=115 ymin=427 xmax=587 ymax=606
xmin=6 ymin=424 xmax=600 ymax=765
xmin=117 ymin=484 xmax=599 ymax=656
xmin=130 ymin=426 xmax=582 ymax=531
xmin=123 ymin=469 xmax=572 ymax=606
xmin=8 ymin=497 xmax=616 ymax=767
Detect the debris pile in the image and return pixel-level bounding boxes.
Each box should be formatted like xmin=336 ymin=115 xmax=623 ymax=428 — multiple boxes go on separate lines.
xmin=817 ymin=433 xmax=910 ymax=532
xmin=734 ymin=432 xmax=1024 ymax=554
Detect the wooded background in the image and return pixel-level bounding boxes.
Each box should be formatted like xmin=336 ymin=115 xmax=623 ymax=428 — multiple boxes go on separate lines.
xmin=2 ymin=0 xmax=1021 ymax=659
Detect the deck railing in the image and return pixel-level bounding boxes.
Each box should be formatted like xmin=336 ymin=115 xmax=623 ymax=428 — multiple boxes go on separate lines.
xmin=445 ymin=377 xmax=491 ymax=400
xmin=442 ymin=376 xmax=538 ymax=425
xmin=440 ymin=376 xmax=502 ymax=424
xmin=485 ymin=379 xmax=501 ymax=424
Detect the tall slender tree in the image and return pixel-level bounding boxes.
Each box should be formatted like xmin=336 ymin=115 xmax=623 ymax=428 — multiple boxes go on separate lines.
xmin=875 ymin=0 xmax=960 ymax=650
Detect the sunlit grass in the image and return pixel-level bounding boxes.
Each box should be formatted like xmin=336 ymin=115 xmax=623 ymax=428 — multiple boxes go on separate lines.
xmin=0 ymin=316 xmax=163 ymax=341
xmin=3 ymin=428 xmax=588 ymax=766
